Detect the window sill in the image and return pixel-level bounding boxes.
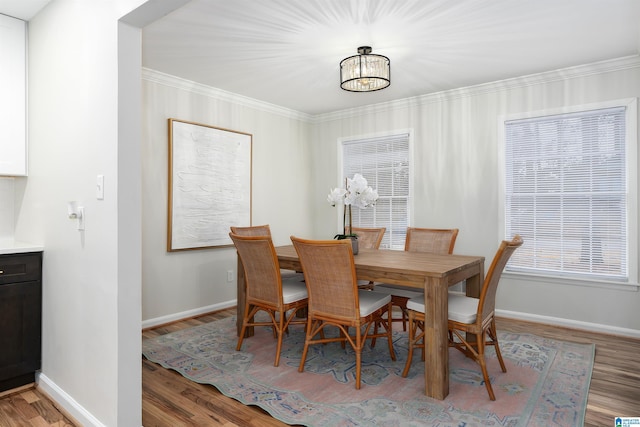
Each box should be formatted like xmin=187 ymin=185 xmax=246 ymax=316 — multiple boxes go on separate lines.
xmin=502 ymin=271 xmax=639 ymax=292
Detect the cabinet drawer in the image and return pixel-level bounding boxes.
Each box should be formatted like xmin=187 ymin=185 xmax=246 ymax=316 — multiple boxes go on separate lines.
xmin=0 ymin=252 xmax=42 ymax=285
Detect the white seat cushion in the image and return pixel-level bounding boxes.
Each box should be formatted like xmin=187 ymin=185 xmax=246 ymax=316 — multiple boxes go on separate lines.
xmin=281 ymin=271 xmax=304 ymax=281
xmin=447 ymin=293 xmax=479 ymax=323
xmin=406 ymin=293 xmax=479 ymax=324
xmin=357 ymin=290 xmax=392 ymax=317
xmin=281 ymin=280 xmax=308 ymax=304
xmin=375 ymin=284 xmax=423 ymax=299
xmin=405 ymin=295 xmax=425 ymax=312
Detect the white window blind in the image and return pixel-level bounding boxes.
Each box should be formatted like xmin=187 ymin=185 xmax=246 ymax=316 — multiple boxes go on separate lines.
xmin=505 ymin=106 xmax=627 ymax=280
xmin=342 ymin=133 xmax=410 ymax=250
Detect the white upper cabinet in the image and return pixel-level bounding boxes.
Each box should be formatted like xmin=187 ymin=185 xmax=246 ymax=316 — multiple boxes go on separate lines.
xmin=0 ymin=14 xmax=27 ymax=176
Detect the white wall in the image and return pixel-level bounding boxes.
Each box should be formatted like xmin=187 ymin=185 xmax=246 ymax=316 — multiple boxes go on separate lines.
xmin=11 ymin=0 xmax=175 ymax=425
xmin=21 ymin=2 xmax=122 ymax=424
xmin=141 ymin=57 xmax=640 ymax=336
xmin=5 ymin=1 xmax=637 ymax=424
xmin=0 ymin=178 xmax=14 ymax=238
xmin=141 ymin=73 xmax=314 ymax=322
xmin=309 ymin=59 xmax=640 ymax=334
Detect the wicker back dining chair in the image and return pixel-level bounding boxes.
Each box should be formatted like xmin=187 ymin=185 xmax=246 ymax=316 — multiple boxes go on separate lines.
xmin=375 ymin=227 xmax=459 ymax=330
xmin=230 ymin=224 xmax=272 ymax=237
xmin=231 ymin=224 xmax=302 ymax=278
xmin=404 ymin=227 xmax=459 ymax=253
xmin=402 ymin=235 xmax=523 ymax=400
xmin=350 ymin=227 xmax=386 ymax=289
xmin=290 ymin=236 xmax=396 ymax=389
xmin=230 ymin=232 xmax=308 ymax=367
xmin=350 ymin=227 xmax=386 ymax=250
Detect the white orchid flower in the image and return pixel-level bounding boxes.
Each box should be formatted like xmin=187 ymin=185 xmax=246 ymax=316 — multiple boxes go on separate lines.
xmin=354 ymin=187 xmax=378 ymax=208
xmin=348 ymin=173 xmax=369 ymax=195
xmin=328 ymin=174 xmax=379 ymax=238
xmin=369 ymin=188 xmax=379 ymax=204
xmin=327 ymin=187 xmax=346 ymax=206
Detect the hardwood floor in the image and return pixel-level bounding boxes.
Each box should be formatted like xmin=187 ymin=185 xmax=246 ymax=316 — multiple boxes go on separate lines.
xmin=496 ymin=317 xmax=640 ymax=427
xmin=1 ymin=307 xmax=638 ymax=426
xmin=142 ymin=308 xmax=640 ymax=427
xmin=0 ymin=385 xmax=76 ymax=426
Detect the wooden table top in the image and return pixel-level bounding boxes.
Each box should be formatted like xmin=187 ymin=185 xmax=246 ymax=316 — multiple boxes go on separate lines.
xmin=276 ymin=245 xmax=484 ymax=288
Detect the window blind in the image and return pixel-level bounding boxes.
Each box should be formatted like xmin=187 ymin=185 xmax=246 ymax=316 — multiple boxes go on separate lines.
xmin=342 ymin=133 xmax=410 ymax=250
xmin=505 ymin=106 xmax=627 ymax=280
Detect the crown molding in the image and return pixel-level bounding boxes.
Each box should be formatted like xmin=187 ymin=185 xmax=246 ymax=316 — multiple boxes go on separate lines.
xmin=313 ymin=55 xmax=640 ymax=123
xmin=142 ymin=68 xmax=314 ymax=123
xmin=143 ymin=55 xmax=640 ymax=124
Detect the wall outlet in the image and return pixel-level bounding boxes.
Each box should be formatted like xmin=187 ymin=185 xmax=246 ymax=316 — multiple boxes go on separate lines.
xmin=227 ymin=270 xmax=233 ymax=282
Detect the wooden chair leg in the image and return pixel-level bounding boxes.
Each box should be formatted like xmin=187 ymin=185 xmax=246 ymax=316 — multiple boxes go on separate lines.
xmin=236 ymin=304 xmax=256 ymax=351
xmin=402 ymin=310 xmax=416 ymax=377
xmin=298 ymin=318 xmax=314 ymax=373
xmin=348 ymin=327 xmax=363 ymax=390
xmin=385 ymin=303 xmax=396 ymax=361
xmin=371 ymin=305 xmax=396 ymax=359
xmin=394 ymin=296 xmax=409 ymax=331
xmin=236 ymin=325 xmax=247 ymax=351
xmin=477 ymin=331 xmax=496 ymax=401
xmin=371 ymin=322 xmax=379 ymax=348
xmin=273 ymin=313 xmax=286 ymax=367
xmin=401 ymin=307 xmax=408 ymax=331
xmin=489 ymin=320 xmax=507 ymax=372
xmin=274 ymin=330 xmax=284 ymax=367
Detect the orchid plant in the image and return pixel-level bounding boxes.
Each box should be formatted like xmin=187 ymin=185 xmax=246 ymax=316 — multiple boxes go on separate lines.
xmin=327 ymin=173 xmax=379 ymax=240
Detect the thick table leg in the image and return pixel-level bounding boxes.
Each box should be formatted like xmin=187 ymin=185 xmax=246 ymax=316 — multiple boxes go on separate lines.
xmin=464 ymin=263 xmax=483 ymax=298
xmin=423 ymin=276 xmax=449 ymax=400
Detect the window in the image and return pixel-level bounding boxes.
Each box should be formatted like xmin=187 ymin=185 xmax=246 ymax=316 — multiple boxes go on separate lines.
xmin=342 ymin=133 xmax=411 ymax=250
xmin=504 ymin=104 xmax=634 ymax=282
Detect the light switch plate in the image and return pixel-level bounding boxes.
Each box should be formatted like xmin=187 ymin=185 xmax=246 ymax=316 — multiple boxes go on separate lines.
xmin=96 ymin=175 xmax=104 ymax=200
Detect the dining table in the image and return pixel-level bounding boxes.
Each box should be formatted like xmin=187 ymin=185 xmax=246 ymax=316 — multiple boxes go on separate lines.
xmin=236 ymin=245 xmax=485 ymax=400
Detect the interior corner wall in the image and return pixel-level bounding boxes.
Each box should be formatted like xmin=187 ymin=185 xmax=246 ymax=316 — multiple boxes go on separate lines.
xmin=309 ymin=65 xmax=640 ymax=333
xmin=12 ymin=0 xmax=160 ymax=425
xmin=141 ymin=77 xmax=314 ymax=322
xmin=18 ymin=1 xmax=124 ymax=425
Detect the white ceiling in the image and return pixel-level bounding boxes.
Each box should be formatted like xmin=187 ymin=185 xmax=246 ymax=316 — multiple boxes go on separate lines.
xmin=4 ymin=1 xmax=640 ymax=115
xmin=142 ymin=0 xmax=640 ymax=115
xmin=0 ymin=0 xmax=50 ymax=20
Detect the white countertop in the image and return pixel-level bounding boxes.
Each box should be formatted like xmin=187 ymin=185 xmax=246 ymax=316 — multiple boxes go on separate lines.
xmin=0 ymin=240 xmax=44 ymax=255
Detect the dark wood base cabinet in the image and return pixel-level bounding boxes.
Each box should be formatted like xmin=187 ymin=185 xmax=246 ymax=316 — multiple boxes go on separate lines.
xmin=0 ymin=252 xmax=42 ymax=392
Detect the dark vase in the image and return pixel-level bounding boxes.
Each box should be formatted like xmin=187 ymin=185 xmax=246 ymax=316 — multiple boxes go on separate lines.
xmin=350 ymin=236 xmax=359 ymax=255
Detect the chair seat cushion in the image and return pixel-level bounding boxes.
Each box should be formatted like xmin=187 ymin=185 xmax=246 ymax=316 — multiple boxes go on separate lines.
xmin=374 ymin=284 xmax=423 ymax=299
xmin=357 ymin=290 xmax=392 ymax=317
xmin=447 ymin=293 xmax=479 ymax=323
xmin=406 ymin=293 xmax=479 ymax=324
xmin=281 ymin=280 xmax=308 ymax=304
xmin=281 ymin=271 xmax=304 ymax=280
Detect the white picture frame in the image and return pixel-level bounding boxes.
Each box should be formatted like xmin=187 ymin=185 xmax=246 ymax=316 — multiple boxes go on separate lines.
xmin=167 ymin=119 xmax=252 ymax=251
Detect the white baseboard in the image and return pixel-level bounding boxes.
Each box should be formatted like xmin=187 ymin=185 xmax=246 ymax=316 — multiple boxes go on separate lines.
xmin=141 ymin=300 xmax=236 ymax=329
xmin=496 ymin=309 xmax=640 ymax=339
xmin=36 ymin=372 xmax=106 ymax=427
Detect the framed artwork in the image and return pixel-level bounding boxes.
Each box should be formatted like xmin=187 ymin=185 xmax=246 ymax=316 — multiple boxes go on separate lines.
xmin=167 ymin=118 xmax=252 ymax=251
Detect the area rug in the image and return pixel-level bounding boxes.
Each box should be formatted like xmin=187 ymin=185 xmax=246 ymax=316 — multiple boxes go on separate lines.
xmin=142 ymin=316 xmax=594 ymax=426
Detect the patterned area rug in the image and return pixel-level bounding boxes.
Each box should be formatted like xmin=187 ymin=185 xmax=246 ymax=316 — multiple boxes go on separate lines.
xmin=142 ymin=316 xmax=594 ymax=426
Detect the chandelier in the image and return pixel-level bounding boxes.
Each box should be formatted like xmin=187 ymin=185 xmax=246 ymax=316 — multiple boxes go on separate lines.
xmin=340 ymin=46 xmax=390 ymax=92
